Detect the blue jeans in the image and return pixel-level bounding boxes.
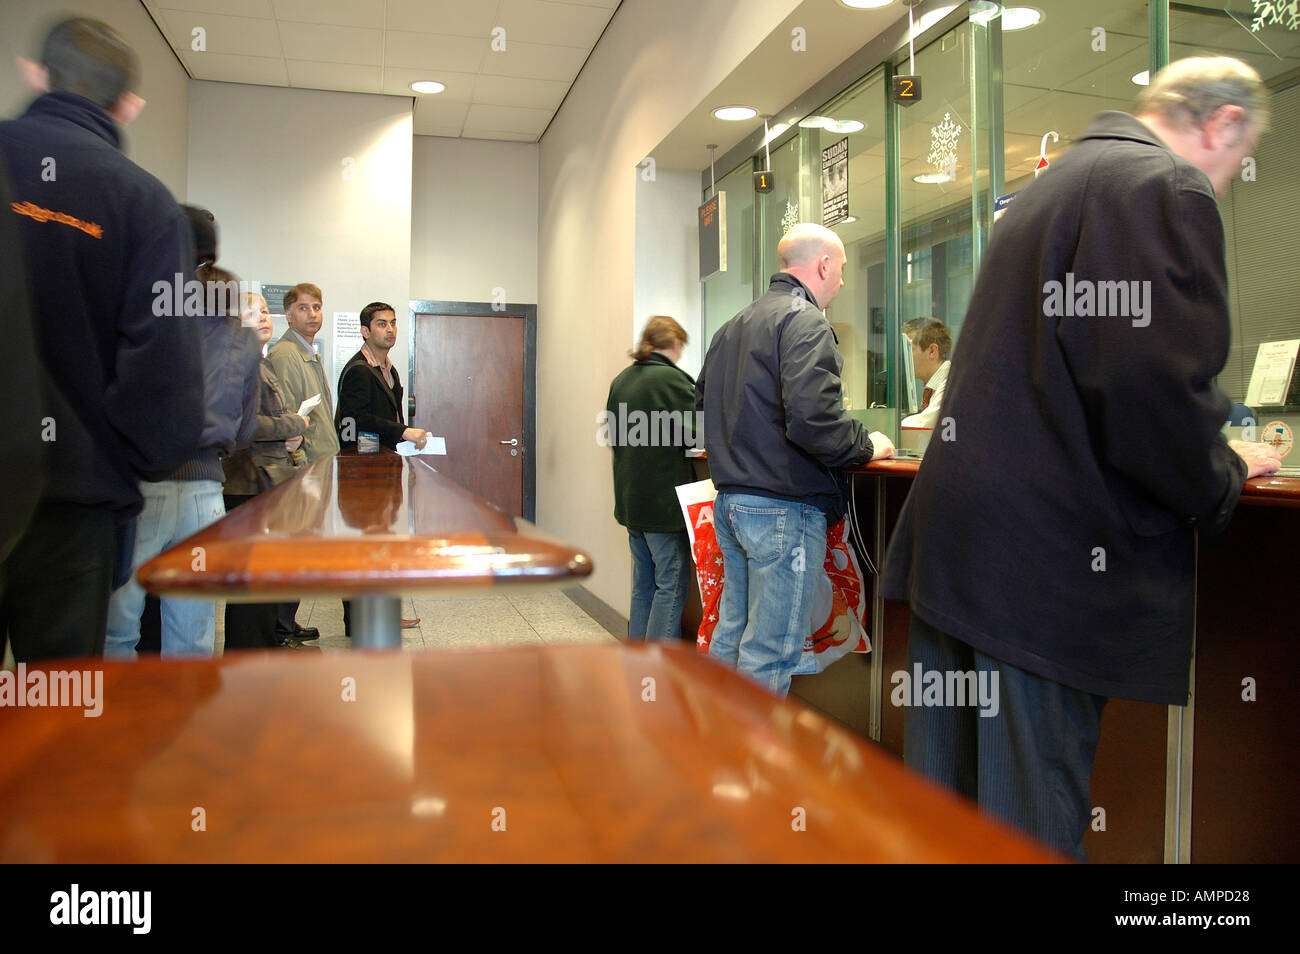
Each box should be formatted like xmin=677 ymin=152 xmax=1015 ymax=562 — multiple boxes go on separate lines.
xmin=628 ymin=530 xmax=692 ymax=641
xmin=106 ymin=479 xmax=226 ymax=658
xmin=709 ymin=492 xmax=827 ymax=696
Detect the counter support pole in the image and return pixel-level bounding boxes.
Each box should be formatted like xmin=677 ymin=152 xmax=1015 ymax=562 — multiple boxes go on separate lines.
xmin=352 ymin=595 xmax=402 ymax=649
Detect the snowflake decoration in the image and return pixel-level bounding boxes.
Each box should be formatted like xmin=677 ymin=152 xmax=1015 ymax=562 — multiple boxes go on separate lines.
xmin=781 ymin=200 xmax=799 ymax=236
xmin=926 ymin=111 xmax=961 ymax=179
xmin=1251 ymin=0 xmax=1299 ymax=32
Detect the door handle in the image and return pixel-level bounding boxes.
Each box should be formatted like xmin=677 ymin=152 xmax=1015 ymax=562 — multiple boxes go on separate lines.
xmin=499 ymin=438 xmax=519 ymax=446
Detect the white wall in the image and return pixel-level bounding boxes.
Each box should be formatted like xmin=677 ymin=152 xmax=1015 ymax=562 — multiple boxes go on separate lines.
xmin=538 ymin=0 xmax=803 ymax=617
xmin=187 ymin=81 xmax=413 ymax=390
xmin=0 ymin=0 xmax=189 ymax=197
xmin=410 ymin=136 xmax=538 ymax=305
xmin=634 ymin=169 xmax=703 ymax=379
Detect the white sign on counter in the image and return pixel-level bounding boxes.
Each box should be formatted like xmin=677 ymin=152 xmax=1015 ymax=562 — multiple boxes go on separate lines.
xmin=1245 ymin=339 xmax=1299 ymax=407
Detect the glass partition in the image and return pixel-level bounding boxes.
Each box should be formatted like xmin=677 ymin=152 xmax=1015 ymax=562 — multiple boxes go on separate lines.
xmin=1172 ymin=1 xmax=1300 ymax=423
xmin=701 ymin=159 xmax=757 ymax=344
xmin=693 ymin=0 xmax=1297 ymax=444
xmin=803 ymin=69 xmax=889 ymax=424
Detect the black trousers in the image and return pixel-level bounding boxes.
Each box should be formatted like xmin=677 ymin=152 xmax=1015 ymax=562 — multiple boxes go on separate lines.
xmin=0 ymin=502 xmax=115 ymax=662
xmin=903 ymin=611 xmax=1108 ymax=862
xmin=222 ymin=493 xmax=280 ymax=650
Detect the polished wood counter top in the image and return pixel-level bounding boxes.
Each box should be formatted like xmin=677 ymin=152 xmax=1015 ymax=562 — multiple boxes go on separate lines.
xmin=0 ymin=643 xmax=1059 ymax=863
xmin=138 ymin=451 xmax=592 ymax=600
xmin=851 ymin=458 xmax=1300 ymax=507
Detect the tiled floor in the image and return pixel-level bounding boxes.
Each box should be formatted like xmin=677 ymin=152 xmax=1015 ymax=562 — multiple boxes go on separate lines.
xmin=214 ymin=588 xmax=622 ymax=655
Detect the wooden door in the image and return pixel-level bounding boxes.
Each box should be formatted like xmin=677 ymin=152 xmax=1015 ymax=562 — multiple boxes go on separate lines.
xmin=412 ymin=312 xmax=526 ymax=516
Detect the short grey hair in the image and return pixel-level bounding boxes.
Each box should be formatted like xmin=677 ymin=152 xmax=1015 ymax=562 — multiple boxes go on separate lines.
xmin=1135 ymin=55 xmax=1269 ymax=134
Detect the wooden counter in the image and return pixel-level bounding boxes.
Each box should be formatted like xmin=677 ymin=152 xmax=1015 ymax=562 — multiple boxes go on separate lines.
xmin=138 ymin=451 xmax=593 ymax=602
xmin=795 ymin=457 xmax=1299 ymax=863
xmin=0 ymin=643 xmax=1059 ymax=863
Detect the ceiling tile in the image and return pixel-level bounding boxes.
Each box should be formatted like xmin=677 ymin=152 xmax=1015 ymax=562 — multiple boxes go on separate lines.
xmin=385 ymin=31 xmax=488 ymax=72
xmin=460 ymin=129 xmax=538 ymax=143
xmin=536 ymin=0 xmax=617 ymax=8
xmin=463 ymin=102 xmax=550 ymax=135
xmin=479 ymin=39 xmax=588 ymax=82
xmin=414 ymin=122 xmax=466 ymax=137
xmin=276 ymin=21 xmax=384 ymax=65
xmin=156 ymin=8 xmax=283 ymax=57
xmin=414 ymin=98 xmax=471 ymax=128
xmin=472 ymin=74 xmax=567 ymax=110
xmin=285 ymin=59 xmax=384 ymax=93
xmin=384 ymin=67 xmax=478 ymax=100
xmin=180 ymin=51 xmax=289 ymax=86
xmin=386 ymin=0 xmax=502 ymax=38
xmin=272 ymin=0 xmax=386 ymax=28
xmin=497 ymin=0 xmax=613 ymax=48
xmin=146 ymin=0 xmax=274 ymax=16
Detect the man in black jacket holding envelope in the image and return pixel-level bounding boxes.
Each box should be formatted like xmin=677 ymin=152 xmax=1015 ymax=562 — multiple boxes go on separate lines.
xmin=335 ymin=301 xmax=428 ymax=633
xmin=880 ymin=57 xmax=1282 ymax=860
xmin=335 ymin=301 xmax=428 ymax=451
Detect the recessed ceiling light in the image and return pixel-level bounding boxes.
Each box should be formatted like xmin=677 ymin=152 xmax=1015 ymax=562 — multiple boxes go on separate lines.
xmin=913 ymin=171 xmax=956 ymax=184
xmin=1000 ymin=6 xmax=1043 ymax=30
xmin=968 ymin=2 xmax=1001 ymax=25
xmin=837 ymin=0 xmax=896 ymax=9
xmin=799 ymin=115 xmax=831 ymax=128
xmin=822 ymin=118 xmax=865 ymax=134
xmin=838 ymin=216 xmax=858 ymax=224
xmin=410 ymin=80 xmax=445 ymax=94
xmin=713 ymin=105 xmax=758 ymax=121
xmin=1132 ymin=70 xmax=1150 ymax=86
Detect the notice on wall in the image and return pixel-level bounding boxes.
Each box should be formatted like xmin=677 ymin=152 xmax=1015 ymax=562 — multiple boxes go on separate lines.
xmin=333 ymin=312 xmax=364 ymax=382
xmin=699 ymin=192 xmax=727 ymax=281
xmin=1245 ymin=339 xmax=1300 ymax=407
xmin=821 ymin=137 xmax=849 ymax=227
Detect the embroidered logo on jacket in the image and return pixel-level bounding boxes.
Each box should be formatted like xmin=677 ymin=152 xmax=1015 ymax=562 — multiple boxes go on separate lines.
xmin=10 ymin=200 xmax=103 ymax=239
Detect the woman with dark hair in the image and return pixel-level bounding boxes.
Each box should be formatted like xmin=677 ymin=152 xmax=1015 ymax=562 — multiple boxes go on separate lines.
xmin=605 ymin=316 xmax=697 ymax=641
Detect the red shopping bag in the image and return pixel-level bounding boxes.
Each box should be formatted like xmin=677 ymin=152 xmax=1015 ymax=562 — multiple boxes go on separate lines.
xmin=675 ymin=479 xmax=870 ymax=674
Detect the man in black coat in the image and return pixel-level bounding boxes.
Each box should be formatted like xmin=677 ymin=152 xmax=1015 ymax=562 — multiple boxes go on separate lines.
xmin=880 ymin=57 xmax=1282 ymax=860
xmin=0 ymin=19 xmax=203 ymax=661
xmin=335 ymin=301 xmax=428 ymax=451
xmin=335 ymin=301 xmax=428 ymax=633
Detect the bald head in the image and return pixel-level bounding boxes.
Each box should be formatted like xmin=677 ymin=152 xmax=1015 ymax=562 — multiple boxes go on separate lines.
xmin=777 ymin=223 xmax=848 ymax=308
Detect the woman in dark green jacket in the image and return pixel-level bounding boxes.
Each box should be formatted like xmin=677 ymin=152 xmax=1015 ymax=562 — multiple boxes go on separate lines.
xmin=605 ymin=317 xmax=697 ymax=641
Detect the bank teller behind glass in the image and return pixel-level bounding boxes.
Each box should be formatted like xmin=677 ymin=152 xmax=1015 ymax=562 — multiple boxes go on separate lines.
xmin=605 ymin=316 xmax=697 ymax=641
xmin=901 ymin=317 xmax=951 ymax=429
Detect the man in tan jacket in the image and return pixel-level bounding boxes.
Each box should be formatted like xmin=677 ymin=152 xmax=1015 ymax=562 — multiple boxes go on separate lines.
xmin=267 ymin=283 xmax=340 ymax=463
xmin=266 ymin=282 xmax=340 ymax=641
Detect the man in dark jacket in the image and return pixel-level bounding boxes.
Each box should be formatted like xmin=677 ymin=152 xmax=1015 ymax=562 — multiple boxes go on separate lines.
xmin=335 ymin=301 xmax=428 ymax=451
xmin=880 ymin=57 xmax=1281 ymax=860
xmin=335 ymin=301 xmax=427 ymax=634
xmin=0 ymin=18 xmax=204 ymax=661
xmin=696 ymin=223 xmax=894 ymax=695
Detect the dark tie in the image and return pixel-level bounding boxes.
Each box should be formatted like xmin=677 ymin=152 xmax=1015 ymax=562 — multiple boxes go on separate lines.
xmin=921 ymin=387 xmax=934 ymax=411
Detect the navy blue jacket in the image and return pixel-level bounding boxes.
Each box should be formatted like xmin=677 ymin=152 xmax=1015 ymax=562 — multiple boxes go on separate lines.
xmin=880 ymin=113 xmax=1245 ymax=705
xmin=696 ymin=273 xmax=876 ymax=521
xmin=168 ymin=316 xmax=262 ymax=483
xmin=0 ymin=92 xmax=203 ymax=515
